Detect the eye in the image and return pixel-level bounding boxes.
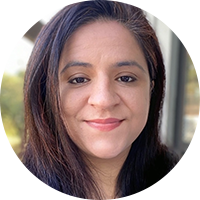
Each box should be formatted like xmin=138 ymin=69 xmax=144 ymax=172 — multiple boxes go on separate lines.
xmin=117 ymin=76 xmax=136 ymax=83
xmin=69 ymin=77 xmax=90 ymax=84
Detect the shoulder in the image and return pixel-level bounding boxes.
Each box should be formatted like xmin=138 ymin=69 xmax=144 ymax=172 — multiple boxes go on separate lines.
xmin=166 ymin=162 xmax=192 ymax=200
xmin=0 ymin=172 xmax=19 ymax=200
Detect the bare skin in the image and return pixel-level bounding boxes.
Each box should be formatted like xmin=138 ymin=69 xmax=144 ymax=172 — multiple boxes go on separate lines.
xmin=59 ymin=20 xmax=152 ymax=198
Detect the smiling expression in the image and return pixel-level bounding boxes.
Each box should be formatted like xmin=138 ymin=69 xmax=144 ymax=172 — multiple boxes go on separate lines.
xmin=59 ymin=20 xmax=152 ymax=160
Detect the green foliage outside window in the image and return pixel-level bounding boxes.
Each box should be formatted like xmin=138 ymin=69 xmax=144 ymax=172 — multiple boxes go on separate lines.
xmin=0 ymin=71 xmax=25 ymax=155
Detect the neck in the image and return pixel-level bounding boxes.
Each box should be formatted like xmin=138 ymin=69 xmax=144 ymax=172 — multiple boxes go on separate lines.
xmin=83 ymin=147 xmax=131 ymax=199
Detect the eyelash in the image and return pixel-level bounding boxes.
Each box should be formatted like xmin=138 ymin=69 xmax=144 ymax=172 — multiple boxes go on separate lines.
xmin=68 ymin=75 xmax=136 ymax=85
xmin=116 ymin=76 xmax=136 ymax=83
xmin=68 ymin=77 xmax=90 ymax=84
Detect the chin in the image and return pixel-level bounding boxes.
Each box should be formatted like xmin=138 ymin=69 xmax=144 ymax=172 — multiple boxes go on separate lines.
xmin=87 ymin=144 xmax=131 ymax=160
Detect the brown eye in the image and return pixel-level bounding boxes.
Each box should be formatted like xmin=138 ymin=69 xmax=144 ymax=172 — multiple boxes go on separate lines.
xmin=69 ymin=77 xmax=90 ymax=84
xmin=117 ymin=76 xmax=135 ymax=83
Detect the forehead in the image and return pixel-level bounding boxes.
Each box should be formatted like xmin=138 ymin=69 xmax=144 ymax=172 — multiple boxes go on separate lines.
xmin=59 ymin=20 xmax=147 ymax=70
xmin=62 ymin=20 xmax=140 ymax=52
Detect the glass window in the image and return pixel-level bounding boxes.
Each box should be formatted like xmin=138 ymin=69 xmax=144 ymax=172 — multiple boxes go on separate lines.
xmin=182 ymin=53 xmax=199 ymax=144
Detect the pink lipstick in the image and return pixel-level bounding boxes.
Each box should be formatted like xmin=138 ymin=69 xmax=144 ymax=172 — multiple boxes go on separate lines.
xmin=85 ymin=118 xmax=123 ymax=132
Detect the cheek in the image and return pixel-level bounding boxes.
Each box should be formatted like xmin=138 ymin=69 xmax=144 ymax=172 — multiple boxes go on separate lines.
xmin=121 ymin=86 xmax=151 ymax=127
xmin=124 ymin=85 xmax=150 ymax=110
xmin=60 ymin=88 xmax=86 ymax=145
xmin=60 ymin=88 xmax=86 ymax=117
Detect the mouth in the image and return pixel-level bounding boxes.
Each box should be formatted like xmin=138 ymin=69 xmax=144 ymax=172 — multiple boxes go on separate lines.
xmin=85 ymin=118 xmax=124 ymax=132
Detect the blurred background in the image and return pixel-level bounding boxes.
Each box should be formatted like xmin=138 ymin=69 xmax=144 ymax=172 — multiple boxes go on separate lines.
xmin=0 ymin=11 xmax=199 ymax=157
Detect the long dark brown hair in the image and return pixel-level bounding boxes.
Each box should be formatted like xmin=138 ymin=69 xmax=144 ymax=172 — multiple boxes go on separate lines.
xmin=21 ymin=0 xmax=178 ymax=199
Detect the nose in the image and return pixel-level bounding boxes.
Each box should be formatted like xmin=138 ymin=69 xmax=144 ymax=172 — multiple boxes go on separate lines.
xmin=88 ymin=77 xmax=120 ymax=110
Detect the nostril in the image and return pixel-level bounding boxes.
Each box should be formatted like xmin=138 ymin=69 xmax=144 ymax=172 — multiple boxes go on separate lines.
xmin=88 ymin=87 xmax=120 ymax=109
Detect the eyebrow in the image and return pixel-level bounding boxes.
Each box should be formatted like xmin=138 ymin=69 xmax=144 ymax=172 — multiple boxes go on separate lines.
xmin=60 ymin=60 xmax=146 ymax=75
xmin=60 ymin=61 xmax=92 ymax=74
xmin=114 ymin=61 xmax=146 ymax=73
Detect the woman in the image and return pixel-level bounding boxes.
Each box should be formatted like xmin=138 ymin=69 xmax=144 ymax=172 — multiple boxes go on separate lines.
xmin=21 ymin=0 xmax=179 ymax=199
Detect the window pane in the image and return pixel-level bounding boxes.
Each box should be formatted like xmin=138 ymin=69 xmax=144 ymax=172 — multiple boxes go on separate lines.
xmin=182 ymin=53 xmax=199 ymax=143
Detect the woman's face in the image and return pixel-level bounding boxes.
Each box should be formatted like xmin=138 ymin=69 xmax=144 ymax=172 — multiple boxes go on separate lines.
xmin=59 ymin=20 xmax=151 ymax=160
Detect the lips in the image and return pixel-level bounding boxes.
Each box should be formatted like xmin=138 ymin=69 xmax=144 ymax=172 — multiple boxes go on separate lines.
xmin=85 ymin=118 xmax=124 ymax=132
